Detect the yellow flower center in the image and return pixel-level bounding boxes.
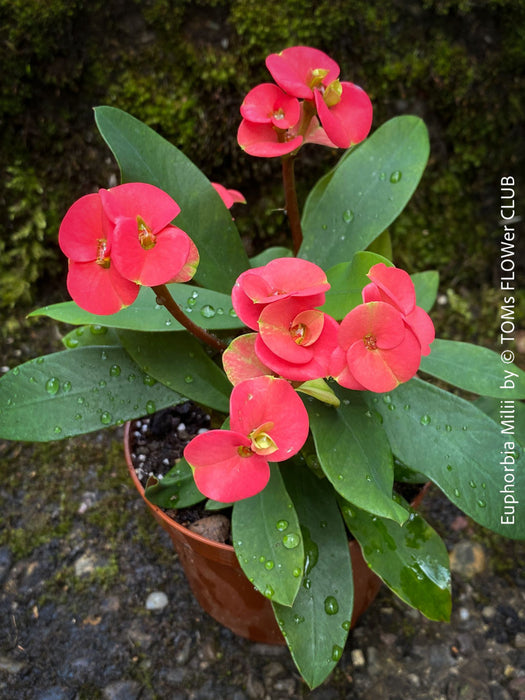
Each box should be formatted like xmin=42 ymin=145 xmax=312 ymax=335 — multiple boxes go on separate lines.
xmin=137 ymin=216 xmax=156 ymax=250
xmin=96 ymin=239 xmax=110 ymax=268
xmin=364 ymin=333 xmax=377 ymax=350
xmin=249 ymin=421 xmax=278 ymax=455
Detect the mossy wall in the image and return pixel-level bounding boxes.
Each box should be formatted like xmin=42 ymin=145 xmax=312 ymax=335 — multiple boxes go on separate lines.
xmin=1 ymin=0 xmax=523 ymax=341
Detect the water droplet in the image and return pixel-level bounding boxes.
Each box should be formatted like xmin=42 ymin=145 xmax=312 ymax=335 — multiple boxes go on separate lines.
xmin=403 ymin=404 xmax=410 ymax=411
xmin=65 ymin=337 xmax=79 ymax=348
xmin=342 ymin=209 xmax=354 ymax=224
xmin=481 ymin=482 xmax=487 ymax=489
xmin=320 ymin=520 xmax=328 ymax=528
xmin=100 ymin=411 xmax=112 ymax=425
xmin=446 ymin=464 xmax=453 ymax=472
xmin=303 ymin=577 xmax=312 ymax=590
xmin=99 ymin=379 xmax=107 ymax=388
xmin=128 ymin=374 xmax=136 ymax=382
xmin=143 ymin=374 xmax=157 ymax=387
xmin=420 ymin=414 xmax=431 ymax=425
xmin=216 ymin=307 xmax=224 ymax=315
xmin=63 ymin=381 xmax=72 ymax=392
xmin=229 ymin=308 xmax=237 ymax=318
xmin=187 ymin=296 xmax=197 ymax=307
xmin=469 ymin=480 xmax=477 ymax=489
xmin=264 ymin=560 xmax=274 ymax=570
xmin=201 ymin=305 xmax=216 ymax=318
xmin=293 ymin=614 xmax=305 ymax=624
xmin=477 ymin=499 xmax=487 ymax=508
xmin=74 ymin=413 xmax=82 ymax=421
xmin=45 ymin=377 xmax=60 ymax=395
xmin=184 ymin=375 xmax=194 ymax=384
xmin=292 ymin=567 xmax=302 ymax=578
xmin=275 ymin=519 xmax=289 ymax=532
xmin=101 ymin=350 xmax=108 ymax=361
xmin=145 ymin=400 xmax=156 ymax=415
xmin=165 ymin=319 xmax=173 ymax=326
xmin=282 ymin=533 xmax=300 ymax=549
xmin=263 ymin=585 xmax=274 ymax=599
xmin=331 ymin=644 xmax=343 ymax=661
xmin=53 ymin=425 xmax=62 ymax=434
xmin=390 ymin=170 xmax=402 ymax=183
xmin=453 ymin=488 xmax=461 ymax=498
xmin=382 ymin=394 xmax=392 ymax=404
xmin=90 ymin=324 xmax=107 ymax=336
xmin=322 ymin=224 xmax=328 ymax=230
xmin=387 ymin=403 xmax=396 ymax=411
xmin=324 ymin=596 xmax=339 ymax=615
xmin=109 ymin=364 xmax=121 ymax=377
xmin=342 ymin=620 xmax=351 ymax=631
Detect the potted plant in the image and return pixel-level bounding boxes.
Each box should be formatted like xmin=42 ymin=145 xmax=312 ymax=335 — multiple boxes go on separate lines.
xmin=0 ymin=46 xmax=523 ymax=690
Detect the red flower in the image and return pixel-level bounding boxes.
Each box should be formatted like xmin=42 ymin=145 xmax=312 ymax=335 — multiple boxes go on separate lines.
xmin=211 ymin=182 xmax=246 ymax=209
xmin=232 ymin=257 xmax=330 ymax=330
xmin=240 ymin=83 xmax=301 ymax=129
xmin=237 ymin=119 xmax=303 ymax=158
xmin=58 ymin=192 xmax=140 ymax=315
xmin=255 ymin=298 xmax=340 ymax=381
xmin=222 ymin=333 xmax=275 ymax=386
xmin=184 ymin=376 xmax=309 ymax=502
xmin=266 ymin=46 xmax=373 ymax=149
xmin=333 ymin=301 xmax=422 ymax=393
xmin=99 ymin=183 xmax=198 ymax=287
xmin=363 ymin=263 xmax=435 ymax=355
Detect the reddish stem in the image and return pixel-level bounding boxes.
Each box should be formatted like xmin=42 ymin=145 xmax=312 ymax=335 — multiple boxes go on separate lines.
xmin=281 ymin=155 xmax=303 ymax=255
xmin=152 ymin=284 xmax=227 ymax=353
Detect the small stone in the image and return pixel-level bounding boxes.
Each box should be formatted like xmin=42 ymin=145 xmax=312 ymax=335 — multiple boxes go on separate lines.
xmin=351 ymin=648 xmax=366 ymax=667
xmin=515 ymin=632 xmax=525 ymax=649
xmin=74 ymin=553 xmax=104 ymax=577
xmin=482 ymin=606 xmax=497 ymax=620
xmin=246 ymin=673 xmax=265 ymax=699
xmin=449 ymin=541 xmax=486 ymax=578
xmin=145 ymin=591 xmax=168 ymax=610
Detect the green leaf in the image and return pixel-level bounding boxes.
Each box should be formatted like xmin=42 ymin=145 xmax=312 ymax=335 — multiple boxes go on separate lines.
xmin=232 ymin=464 xmax=303 ymax=607
xmin=145 ymin=457 xmax=205 ymax=509
xmin=420 ymin=339 xmax=525 ymax=399
xmin=321 ymin=251 xmax=393 ymax=320
xmin=300 ymin=116 xmax=430 ymax=268
xmin=340 ymin=497 xmax=451 ymax=621
xmin=118 ymin=329 xmax=231 ymax=413
xmin=273 ymin=460 xmax=353 ymax=690
xmin=31 ymin=284 xmax=243 ymax=332
xmin=412 ymin=270 xmax=439 ymax=312
xmin=365 ymin=378 xmax=525 ymax=539
xmin=249 ymin=246 xmax=293 ymax=267
xmin=0 ymin=346 xmax=184 ymax=441
xmin=366 ymin=229 xmax=393 ymax=260
xmin=475 ymin=397 xmax=525 ymax=445
xmin=307 ymin=387 xmax=408 ymax=523
xmin=94 ymin=106 xmax=249 ymax=293
xmin=61 ymin=325 xmax=121 ymax=349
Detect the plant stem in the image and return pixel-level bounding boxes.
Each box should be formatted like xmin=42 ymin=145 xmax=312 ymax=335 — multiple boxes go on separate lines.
xmin=282 ymin=155 xmax=303 ymax=255
xmin=152 ymin=284 xmax=227 ymax=353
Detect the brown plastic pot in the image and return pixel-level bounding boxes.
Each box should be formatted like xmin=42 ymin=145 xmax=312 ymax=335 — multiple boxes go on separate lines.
xmin=124 ymin=423 xmax=429 ymax=645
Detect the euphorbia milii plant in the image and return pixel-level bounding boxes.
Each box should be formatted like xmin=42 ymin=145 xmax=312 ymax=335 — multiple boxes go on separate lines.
xmin=0 ymin=45 xmax=523 ymax=692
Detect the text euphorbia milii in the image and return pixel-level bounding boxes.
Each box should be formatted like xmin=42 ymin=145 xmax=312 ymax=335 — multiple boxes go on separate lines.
xmin=184 ymin=375 xmax=309 ymax=502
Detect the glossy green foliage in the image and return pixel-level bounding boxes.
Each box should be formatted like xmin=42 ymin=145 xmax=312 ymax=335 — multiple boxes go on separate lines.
xmin=232 ymin=464 xmax=304 ymax=606
xmin=365 ymin=379 xmax=525 ymax=539
xmin=117 ymin=329 xmax=231 ymax=414
xmin=299 ymin=117 xmax=430 ymax=269
xmin=272 ymin=460 xmax=353 ymax=689
xmin=0 ymin=346 xmax=184 ymax=441
xmin=145 ymin=457 xmax=205 ymax=509
xmin=340 ymin=496 xmax=451 ymax=622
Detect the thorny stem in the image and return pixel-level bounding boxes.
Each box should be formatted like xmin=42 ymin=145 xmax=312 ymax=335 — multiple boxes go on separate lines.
xmin=282 ymin=155 xmax=303 ymax=255
xmin=152 ymin=284 xmax=227 ymax=353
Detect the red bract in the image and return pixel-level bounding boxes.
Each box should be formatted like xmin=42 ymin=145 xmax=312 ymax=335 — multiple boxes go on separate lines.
xmin=232 ymin=257 xmax=330 ymax=330
xmin=266 ymin=46 xmax=340 ymax=100
xmin=333 ymin=301 xmax=422 ymax=393
xmin=184 ymin=376 xmax=309 ymax=502
xmin=255 ymin=298 xmax=340 ymax=381
xmin=222 ymin=334 xmax=275 ymax=386
xmin=99 ymin=183 xmax=197 ymax=287
xmin=237 ymin=119 xmax=303 ymax=158
xmin=58 ymin=192 xmax=140 ymax=315
xmin=363 ymin=263 xmax=435 ymax=355
xmin=240 ymin=83 xmax=301 ymax=129
xmin=313 ymin=81 xmax=373 ymax=149
xmin=211 ymin=182 xmax=246 ymax=209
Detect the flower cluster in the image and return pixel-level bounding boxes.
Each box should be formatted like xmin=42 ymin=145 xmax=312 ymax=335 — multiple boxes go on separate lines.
xmin=184 ymin=258 xmax=435 ymax=502
xmin=58 ymin=182 xmax=200 ymax=315
xmin=237 ymin=46 xmax=373 ymax=156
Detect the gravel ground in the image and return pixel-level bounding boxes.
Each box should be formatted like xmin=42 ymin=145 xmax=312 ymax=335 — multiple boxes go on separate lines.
xmin=1 ymin=419 xmax=524 ymax=700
